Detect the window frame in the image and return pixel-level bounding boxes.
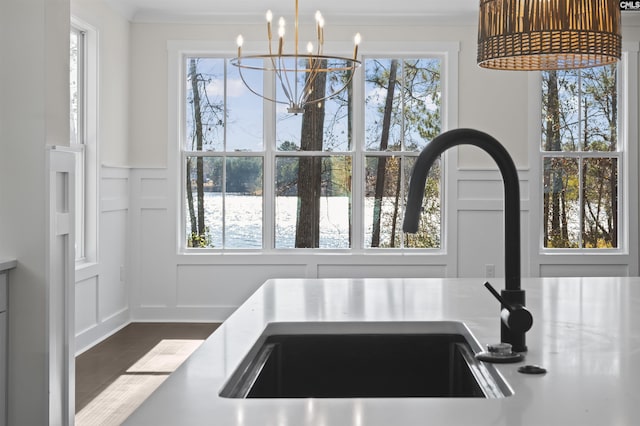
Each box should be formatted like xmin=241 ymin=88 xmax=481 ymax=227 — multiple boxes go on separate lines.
xmin=539 ymin=62 xmax=624 ymax=253
xmin=70 ymin=18 xmax=98 ymax=267
xmin=70 ymin=25 xmax=87 ymax=260
xmin=172 ymin=41 xmax=460 ymax=255
xmin=531 ymin=43 xmax=639 ymax=269
xmin=360 ymin=56 xmax=445 ymax=250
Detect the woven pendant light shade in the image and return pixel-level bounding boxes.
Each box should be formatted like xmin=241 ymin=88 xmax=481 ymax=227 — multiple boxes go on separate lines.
xmin=477 ymin=0 xmax=621 ymax=70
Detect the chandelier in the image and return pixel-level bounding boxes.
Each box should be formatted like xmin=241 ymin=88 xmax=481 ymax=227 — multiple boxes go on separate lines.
xmin=231 ymin=0 xmax=361 ymax=114
xmin=477 ymin=0 xmax=621 ymax=70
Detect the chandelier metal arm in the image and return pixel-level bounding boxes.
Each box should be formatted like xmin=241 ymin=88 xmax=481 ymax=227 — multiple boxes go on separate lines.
xmin=236 ymin=65 xmax=288 ymax=106
xmin=304 ymin=68 xmax=357 ymax=107
xmin=231 ymin=0 xmax=361 ymax=113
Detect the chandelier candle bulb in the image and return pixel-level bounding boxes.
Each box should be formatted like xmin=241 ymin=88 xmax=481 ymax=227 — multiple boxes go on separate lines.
xmin=315 ymin=11 xmax=322 ymax=41
xmin=236 ymin=35 xmax=243 ymax=58
xmin=307 ymin=42 xmax=314 ymax=69
xmin=278 ymin=22 xmax=285 ymax=56
xmin=266 ymin=10 xmax=273 ymax=40
xmin=354 ymin=33 xmax=361 ymax=60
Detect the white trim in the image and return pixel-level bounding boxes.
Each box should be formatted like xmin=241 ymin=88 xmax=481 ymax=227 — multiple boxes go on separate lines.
xmin=130 ymin=12 xmax=479 ymax=27
xmin=46 ymin=147 xmax=76 ymax=426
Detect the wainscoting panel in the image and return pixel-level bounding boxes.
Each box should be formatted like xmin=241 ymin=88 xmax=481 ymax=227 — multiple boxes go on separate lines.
xmin=123 ymin=166 xmax=636 ymax=328
xmin=75 ymin=276 xmax=98 ymax=335
xmin=75 ymin=166 xmax=131 ymax=355
xmin=99 ymin=209 xmax=128 ymax=322
xmin=317 ymin=264 xmax=448 ymax=279
xmin=137 ymin=208 xmax=174 ymax=307
xmin=540 ymin=264 xmax=630 ymax=277
xmin=457 ymin=210 xmax=504 ymax=278
xmin=176 ymin=264 xmax=308 ymax=308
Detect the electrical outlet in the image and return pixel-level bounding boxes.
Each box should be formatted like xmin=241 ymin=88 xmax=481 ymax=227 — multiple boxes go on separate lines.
xmin=485 ymin=264 xmax=495 ymax=278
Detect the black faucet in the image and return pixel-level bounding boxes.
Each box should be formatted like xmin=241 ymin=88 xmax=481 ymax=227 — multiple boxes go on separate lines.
xmin=403 ymin=128 xmax=532 ymax=352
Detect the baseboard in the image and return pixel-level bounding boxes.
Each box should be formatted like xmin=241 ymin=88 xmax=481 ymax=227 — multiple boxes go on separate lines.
xmin=75 ymin=308 xmax=131 ymax=355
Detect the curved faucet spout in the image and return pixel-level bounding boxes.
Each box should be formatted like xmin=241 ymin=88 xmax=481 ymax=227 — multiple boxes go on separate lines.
xmin=403 ymin=128 xmax=528 ymax=352
xmin=403 ymin=128 xmax=520 ymax=292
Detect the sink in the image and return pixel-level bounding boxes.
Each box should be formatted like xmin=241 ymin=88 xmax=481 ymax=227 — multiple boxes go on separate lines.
xmin=220 ymin=321 xmax=512 ymax=399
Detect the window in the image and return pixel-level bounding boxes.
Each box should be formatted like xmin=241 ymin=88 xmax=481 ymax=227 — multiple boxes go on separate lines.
xmin=181 ymin=53 xmax=444 ymax=251
xmin=70 ymin=26 xmax=87 ymax=260
xmin=184 ymin=57 xmax=264 ymax=249
xmin=70 ymin=21 xmax=97 ymax=264
xmin=541 ymin=64 xmax=621 ymax=249
xmin=364 ymin=58 xmax=441 ymax=248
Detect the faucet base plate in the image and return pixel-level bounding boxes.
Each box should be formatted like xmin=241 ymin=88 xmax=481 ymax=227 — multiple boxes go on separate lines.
xmin=476 ymin=343 xmax=525 ymax=363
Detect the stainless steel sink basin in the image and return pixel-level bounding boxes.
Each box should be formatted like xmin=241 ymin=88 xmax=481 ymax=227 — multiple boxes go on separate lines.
xmin=220 ymin=321 xmax=512 ymax=399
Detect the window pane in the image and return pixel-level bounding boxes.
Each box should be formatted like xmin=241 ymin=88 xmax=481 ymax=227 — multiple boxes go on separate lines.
xmin=185 ymin=156 xmax=263 ymax=248
xmin=70 ymin=29 xmax=81 ymax=145
xmin=402 ymin=59 xmax=441 ymax=151
xmin=275 ymin=156 xmax=351 ymax=248
xmin=403 ymin=156 xmax=441 ymax=248
xmin=364 ymin=156 xmax=403 ymax=248
xmin=583 ymin=158 xmax=617 ymax=248
xmin=543 ymin=157 xmax=579 ymax=248
xmin=365 ymin=58 xmax=441 ymax=153
xmin=185 ymin=58 xmax=225 ymax=152
xmin=542 ymin=65 xmax=618 ymax=153
xmin=365 ymin=59 xmax=402 ymax=151
xmin=581 ymin=65 xmax=617 ymax=152
xmin=365 ymin=157 xmax=402 ymax=247
xmin=224 ymin=156 xmax=263 ymax=248
xmin=542 ymin=69 xmax=580 ymax=152
xmin=227 ymin=61 xmax=263 ymax=151
xmin=364 ymin=155 xmax=440 ymax=248
xmin=275 ymin=62 xmax=352 ymax=152
xmin=185 ymin=156 xmax=223 ymax=248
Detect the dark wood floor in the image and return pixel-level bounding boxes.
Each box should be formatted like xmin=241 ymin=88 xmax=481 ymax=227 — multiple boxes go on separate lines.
xmin=75 ymin=322 xmax=221 ymax=412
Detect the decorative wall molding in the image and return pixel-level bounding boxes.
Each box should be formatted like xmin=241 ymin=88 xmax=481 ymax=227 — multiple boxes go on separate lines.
xmin=74 ymin=165 xmax=131 ymax=355
xmin=125 ymin=164 xmax=637 ymax=323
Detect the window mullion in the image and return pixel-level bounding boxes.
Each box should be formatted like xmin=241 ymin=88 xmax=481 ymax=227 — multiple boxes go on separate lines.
xmin=222 ymin=61 xmax=228 ymax=248
xmin=263 ymin=60 xmax=276 ymax=250
xmin=352 ymin=63 xmax=365 ymax=250
xmin=578 ymin=156 xmax=585 ymax=248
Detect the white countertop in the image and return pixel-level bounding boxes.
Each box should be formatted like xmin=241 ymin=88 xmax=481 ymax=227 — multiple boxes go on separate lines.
xmin=124 ymin=277 xmax=640 ymax=425
xmin=0 ymin=258 xmax=16 ymax=272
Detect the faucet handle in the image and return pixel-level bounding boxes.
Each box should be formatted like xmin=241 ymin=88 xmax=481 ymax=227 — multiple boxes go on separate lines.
xmin=484 ymin=281 xmax=533 ymax=334
xmin=484 ymin=281 xmax=513 ymax=311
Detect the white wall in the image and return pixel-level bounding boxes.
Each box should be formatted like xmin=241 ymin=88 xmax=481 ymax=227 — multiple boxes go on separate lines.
xmin=72 ymin=0 xmax=131 ymax=166
xmin=123 ymin=18 xmax=640 ymax=323
xmin=71 ymin=0 xmax=132 ymax=353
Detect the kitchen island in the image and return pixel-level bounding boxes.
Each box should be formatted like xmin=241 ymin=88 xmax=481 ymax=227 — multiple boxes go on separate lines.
xmin=124 ymin=277 xmax=640 ymax=425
